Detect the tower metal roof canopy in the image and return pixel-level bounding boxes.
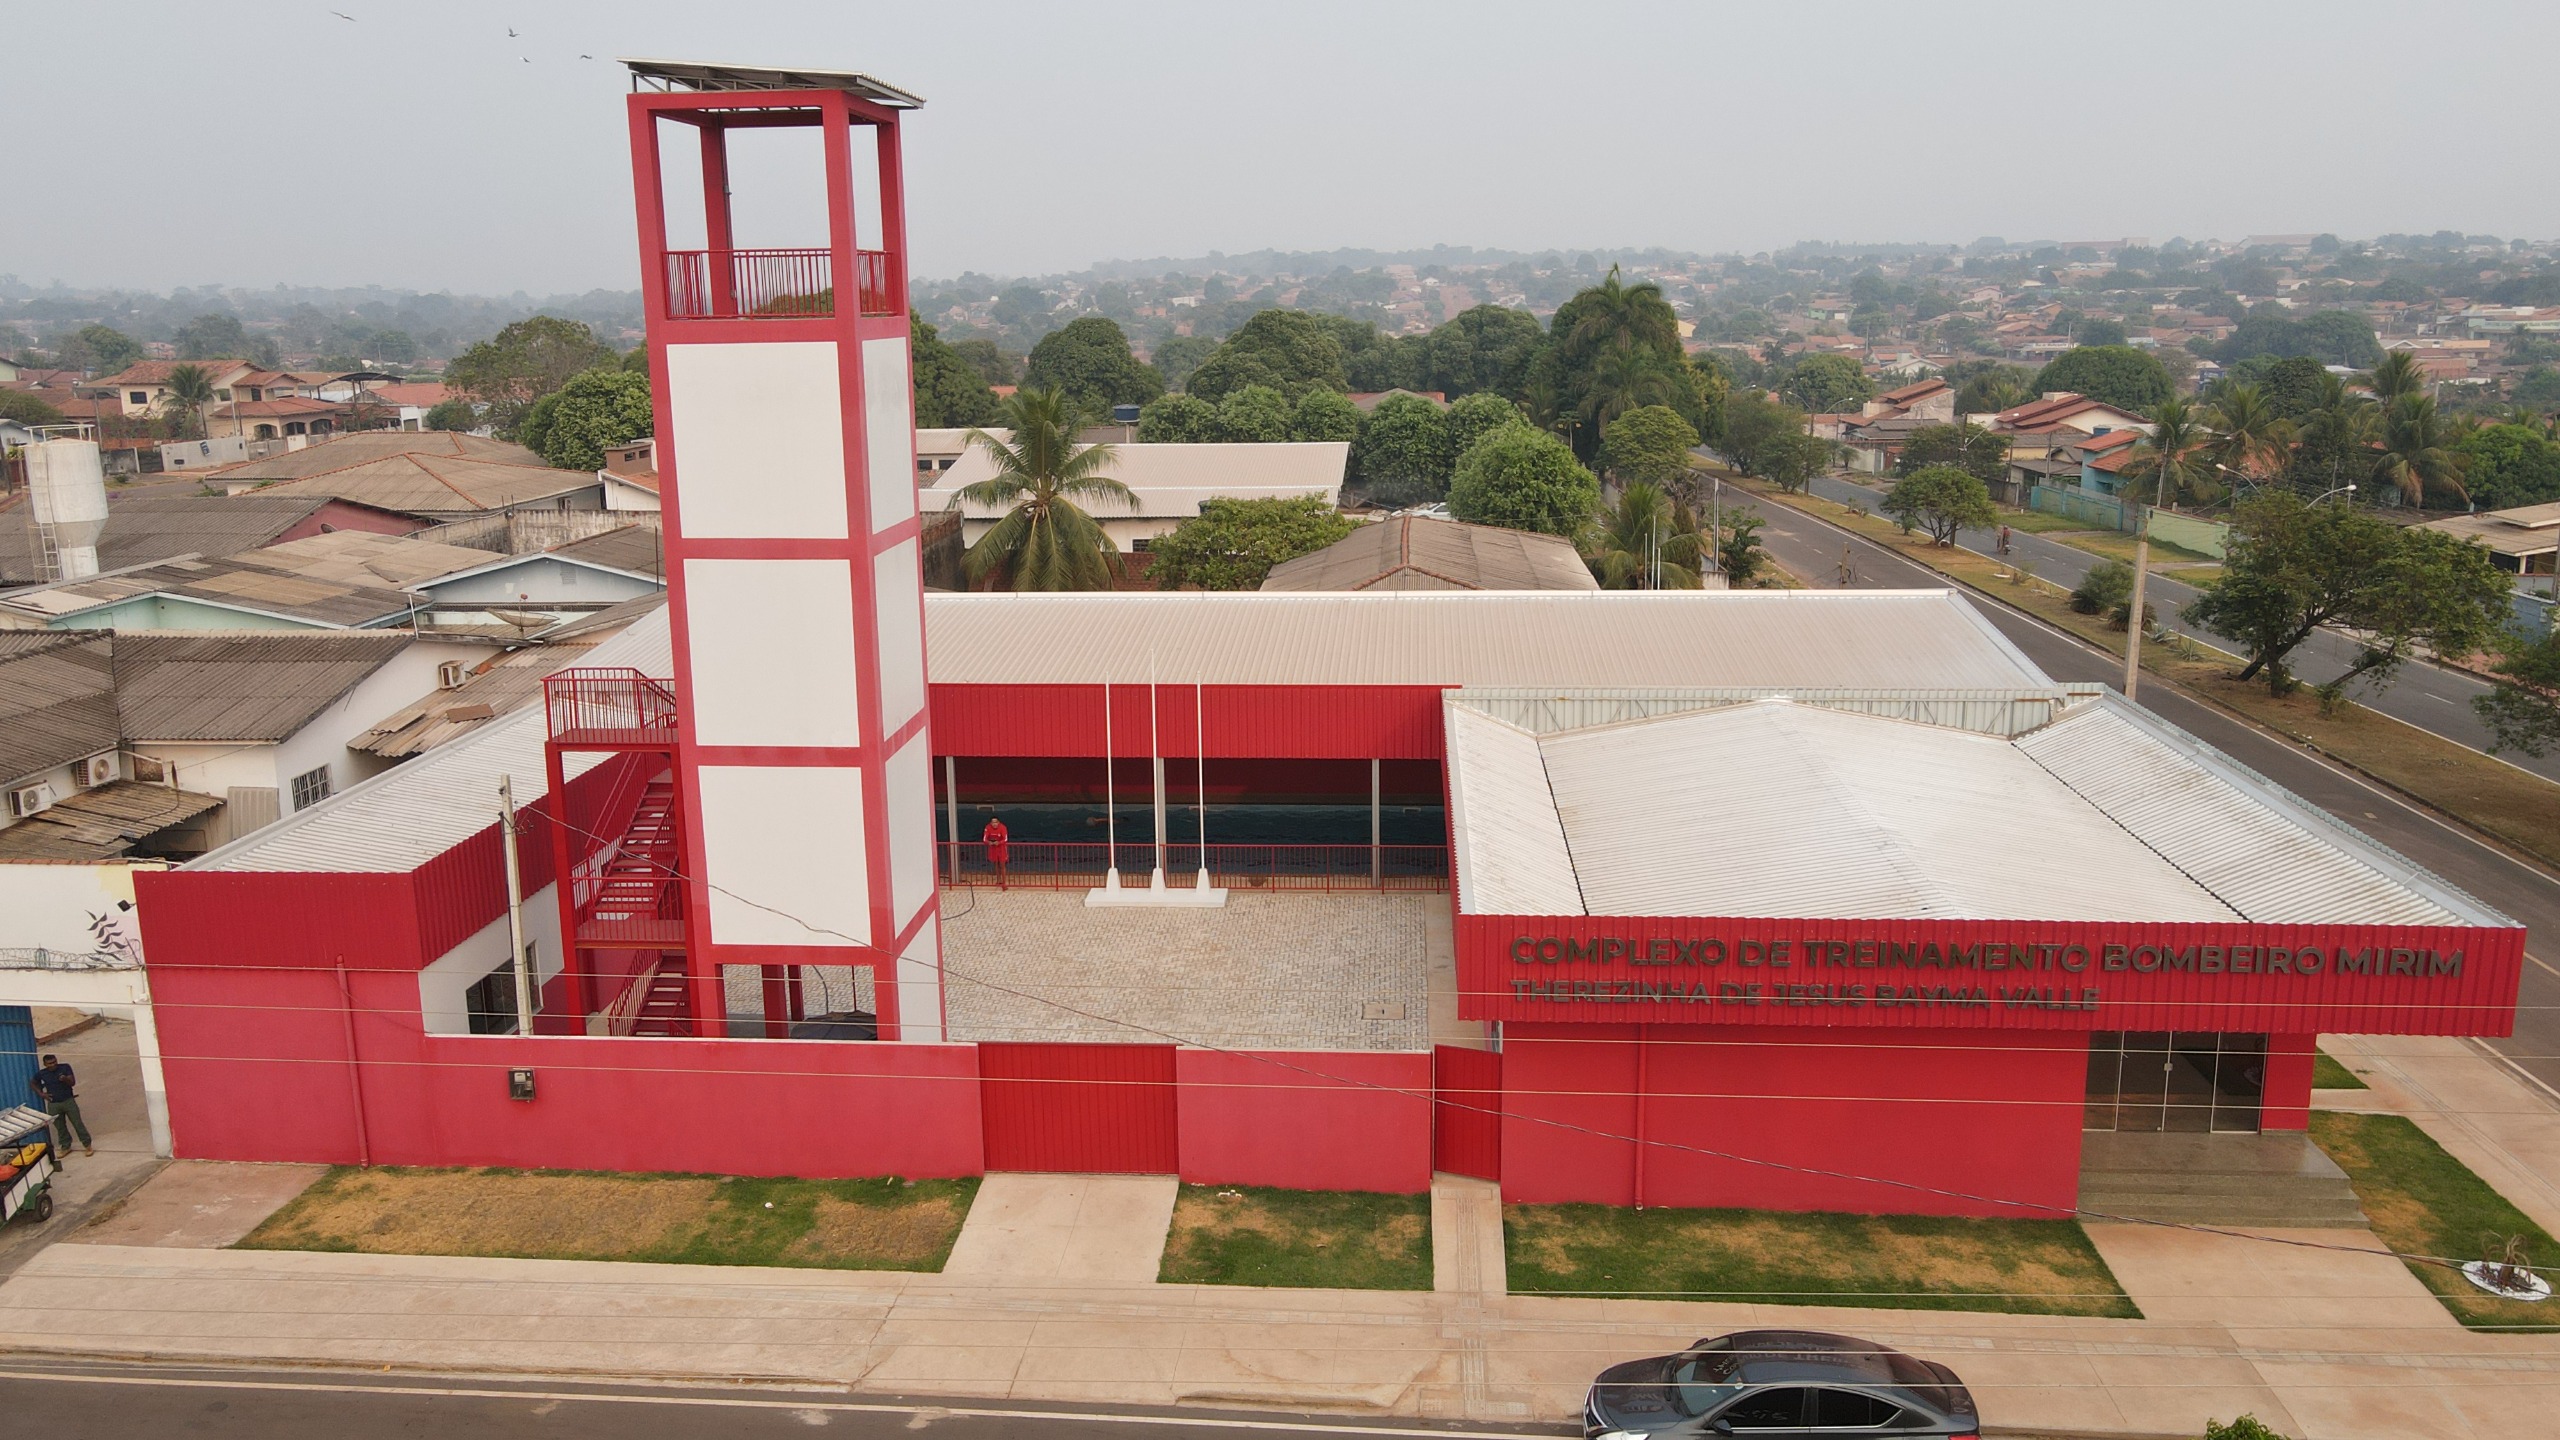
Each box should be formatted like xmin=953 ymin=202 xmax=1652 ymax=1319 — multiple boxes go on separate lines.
xmin=620 ymin=58 xmax=924 ymax=107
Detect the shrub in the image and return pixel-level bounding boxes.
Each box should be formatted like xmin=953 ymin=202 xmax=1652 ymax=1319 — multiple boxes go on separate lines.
xmin=2070 ymin=559 xmax=2134 ymax=616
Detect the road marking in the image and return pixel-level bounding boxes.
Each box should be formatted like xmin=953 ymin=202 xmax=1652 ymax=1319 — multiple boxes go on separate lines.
xmin=0 ymin=1367 xmax=1550 ymax=1438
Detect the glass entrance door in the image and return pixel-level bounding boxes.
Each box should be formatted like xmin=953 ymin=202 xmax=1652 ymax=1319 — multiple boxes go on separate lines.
xmin=2085 ymin=1032 xmax=2267 ymax=1133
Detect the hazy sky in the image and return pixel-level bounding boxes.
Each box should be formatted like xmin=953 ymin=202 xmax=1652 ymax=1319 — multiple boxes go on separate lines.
xmin=15 ymin=1 xmax=2559 ymax=295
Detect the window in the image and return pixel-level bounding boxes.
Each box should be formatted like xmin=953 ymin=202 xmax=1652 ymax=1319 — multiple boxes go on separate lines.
xmin=464 ymin=963 xmax=519 ymax=1035
xmin=289 ymin=765 xmax=333 ymax=811
xmin=2086 ymin=1031 xmax=2267 ymax=1133
xmin=128 ymin=391 xmax=148 ymax=405
xmin=1811 ymin=1388 xmax=1902 ymax=1428
xmin=1668 ymin=1352 xmax=1744 ymax=1418
xmin=1715 ymin=1388 xmax=1807 ymax=1430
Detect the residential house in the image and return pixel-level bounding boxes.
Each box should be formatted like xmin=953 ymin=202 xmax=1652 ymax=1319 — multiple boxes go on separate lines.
xmin=208 ymin=432 xmax=604 ymax=521
xmin=1863 ymin=377 xmax=1956 ymax=425
xmin=1260 ymin=516 xmax=1598 ymax=592
xmin=1981 ymin=392 xmax=2153 ymax=438
xmin=2419 ymin=503 xmax=2560 ymax=591
xmin=0 ymin=630 xmax=487 ymax=859
xmin=598 ymin=437 xmax=660 ymax=512
xmin=358 ymin=381 xmax=454 ymax=431
xmin=0 ymin=550 xmax=459 ymax=632
xmin=0 ymin=491 xmax=426 ymax=587
xmin=87 ymin=360 xmax=259 ymax=425
xmin=352 ymin=594 xmax=666 ymax=759
xmin=920 ymin=441 xmax=1350 ymax=554
xmin=407 ymin=523 xmax=666 ymax=620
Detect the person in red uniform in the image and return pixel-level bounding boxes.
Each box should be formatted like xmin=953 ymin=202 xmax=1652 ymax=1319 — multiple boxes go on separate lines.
xmin=980 ymin=816 xmax=1010 ymax=889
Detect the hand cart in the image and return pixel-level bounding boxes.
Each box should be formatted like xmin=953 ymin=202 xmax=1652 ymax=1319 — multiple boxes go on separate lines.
xmin=0 ymin=1105 xmax=59 ymax=1225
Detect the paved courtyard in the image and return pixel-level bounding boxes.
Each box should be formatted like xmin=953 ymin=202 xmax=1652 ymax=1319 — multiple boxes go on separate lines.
xmin=939 ymin=889 xmax=1433 ymax=1050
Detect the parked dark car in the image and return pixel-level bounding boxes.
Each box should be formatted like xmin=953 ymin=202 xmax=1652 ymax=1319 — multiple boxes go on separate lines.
xmin=1584 ymin=1330 xmax=1978 ymax=1438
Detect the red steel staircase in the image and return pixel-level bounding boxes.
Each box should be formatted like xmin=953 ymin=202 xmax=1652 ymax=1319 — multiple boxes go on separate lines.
xmin=543 ymin=668 xmax=704 ymax=1035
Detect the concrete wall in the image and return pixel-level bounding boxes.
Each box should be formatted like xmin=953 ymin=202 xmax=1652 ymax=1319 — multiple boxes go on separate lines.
xmin=0 ymin=860 xmax=160 ymax=961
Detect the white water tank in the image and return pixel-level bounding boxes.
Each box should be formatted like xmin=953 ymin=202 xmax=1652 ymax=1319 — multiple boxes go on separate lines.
xmin=26 ymin=437 xmax=109 ymax=579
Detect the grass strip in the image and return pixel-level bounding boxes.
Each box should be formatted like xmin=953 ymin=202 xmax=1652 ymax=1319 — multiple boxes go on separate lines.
xmin=2312 ymin=1049 xmax=2369 ymax=1090
xmin=237 ymin=1166 xmax=978 ymax=1272
xmin=2309 ymin=1111 xmax=2559 ymax=1331
xmin=1505 ymin=1202 xmax=2138 ymax=1318
xmin=1734 ymin=475 xmax=2560 ymax=871
xmin=1159 ymin=1183 xmax=1432 ymax=1290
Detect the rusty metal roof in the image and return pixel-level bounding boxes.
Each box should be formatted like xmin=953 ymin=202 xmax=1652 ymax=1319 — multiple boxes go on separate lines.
xmin=353 ymin=640 xmax=604 ymax=758
xmin=111 ymin=632 xmax=414 ymax=741
xmin=0 ymin=493 xmax=332 ymax=586
xmin=1261 ymin=516 xmax=1597 ymax=593
xmin=0 ymin=780 xmax=223 ymax=861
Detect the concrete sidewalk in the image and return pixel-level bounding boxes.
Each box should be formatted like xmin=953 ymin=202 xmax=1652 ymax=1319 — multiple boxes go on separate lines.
xmin=2321 ymin=1033 xmax=2560 ymax=1239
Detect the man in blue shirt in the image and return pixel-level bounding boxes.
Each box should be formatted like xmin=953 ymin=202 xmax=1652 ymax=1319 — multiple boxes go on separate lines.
xmin=30 ymin=1055 xmax=91 ymax=1158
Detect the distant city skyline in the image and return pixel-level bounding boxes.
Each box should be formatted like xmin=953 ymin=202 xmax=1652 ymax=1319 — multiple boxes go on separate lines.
xmin=15 ymin=1 xmax=2560 ymax=295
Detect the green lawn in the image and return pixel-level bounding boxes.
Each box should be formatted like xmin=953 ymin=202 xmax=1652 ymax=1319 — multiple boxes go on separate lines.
xmin=1996 ymin=508 xmax=2089 ymax=534
xmin=238 ymin=1167 xmax=979 ymax=1272
xmin=1159 ymin=1184 xmax=1432 ymax=1289
xmin=2312 ymin=1050 xmax=2369 ymax=1090
xmin=2049 ymin=528 xmax=2223 ymax=568
xmin=2309 ymin=1112 xmax=2558 ymax=1330
xmin=1505 ymin=1203 xmax=2138 ymax=1317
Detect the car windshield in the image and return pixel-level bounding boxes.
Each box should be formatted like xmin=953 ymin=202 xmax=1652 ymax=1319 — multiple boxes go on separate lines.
xmin=1668 ymin=1352 xmax=1744 ymax=1416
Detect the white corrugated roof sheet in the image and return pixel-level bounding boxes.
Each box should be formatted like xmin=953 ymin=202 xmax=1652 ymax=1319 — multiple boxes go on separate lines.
xmin=1448 ymin=693 xmax=2508 ymax=927
xmin=1444 ymin=705 xmax=1584 ymax=916
xmin=924 ymin=590 xmax=2047 ymax=689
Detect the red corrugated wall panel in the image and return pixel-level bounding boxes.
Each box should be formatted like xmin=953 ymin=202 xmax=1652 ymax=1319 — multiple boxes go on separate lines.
xmin=979 ymin=1043 xmax=1178 ymax=1172
xmin=930 ymin=684 xmax=1448 ymax=760
xmin=1176 ymin=1050 xmax=1430 ymax=1193
xmin=1432 ymin=1045 xmax=1502 ymax=1180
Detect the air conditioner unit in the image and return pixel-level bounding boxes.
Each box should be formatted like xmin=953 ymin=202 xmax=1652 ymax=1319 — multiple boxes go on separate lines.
xmin=79 ymin=752 xmax=118 ymax=788
xmin=437 ymin=660 xmax=468 ymax=689
xmin=7 ymin=783 xmax=55 ymax=819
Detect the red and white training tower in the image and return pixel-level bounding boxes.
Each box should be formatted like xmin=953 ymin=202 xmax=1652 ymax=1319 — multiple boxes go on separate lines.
xmin=621 ymin=59 xmax=941 ymax=1040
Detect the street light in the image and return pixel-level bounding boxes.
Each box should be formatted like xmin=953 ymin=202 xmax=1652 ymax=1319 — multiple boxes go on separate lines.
xmin=2312 ymin=482 xmax=2357 ymax=504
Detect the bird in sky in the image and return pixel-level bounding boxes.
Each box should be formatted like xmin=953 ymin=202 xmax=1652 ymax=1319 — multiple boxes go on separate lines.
xmin=507 ymin=26 xmax=518 ymax=36
xmin=329 ymin=9 xmax=355 ymax=19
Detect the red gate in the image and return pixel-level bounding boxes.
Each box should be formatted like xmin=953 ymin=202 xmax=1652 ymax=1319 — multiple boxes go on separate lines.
xmin=1432 ymin=1045 xmax=1502 ymax=1179
xmin=979 ymin=1043 xmax=1179 ymax=1173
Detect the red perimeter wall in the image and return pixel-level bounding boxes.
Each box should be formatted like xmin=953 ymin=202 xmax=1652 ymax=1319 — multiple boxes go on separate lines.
xmin=1175 ymin=1050 xmax=1432 ymax=1194
xmin=1499 ymin=1023 xmax=2086 ymax=1217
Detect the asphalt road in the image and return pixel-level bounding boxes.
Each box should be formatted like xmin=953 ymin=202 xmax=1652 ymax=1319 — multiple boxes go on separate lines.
xmin=1744 ymin=490 xmax=2560 ymax=1096
xmin=1798 ymin=471 xmax=2560 ymax=785
xmin=0 ymin=1362 xmax=1565 ymax=1440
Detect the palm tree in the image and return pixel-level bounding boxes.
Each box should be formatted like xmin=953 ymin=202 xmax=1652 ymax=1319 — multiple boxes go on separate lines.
xmin=1582 ymin=338 xmax=1679 ymax=431
xmin=2296 ymin=374 xmax=2382 ymax=495
xmin=1567 ymin=265 xmax=1679 ymax=356
xmin=2372 ymin=393 xmax=2467 ymax=508
xmin=957 ymin=387 xmax=1134 ymax=591
xmin=162 ymin=363 xmax=216 ymax=440
xmin=1586 ymin=481 xmax=1704 ymax=589
xmin=2364 ymin=350 xmax=2428 ymax=407
xmin=2201 ymin=383 xmax=2295 ymax=487
xmin=2115 ymin=393 xmax=2213 ymax=507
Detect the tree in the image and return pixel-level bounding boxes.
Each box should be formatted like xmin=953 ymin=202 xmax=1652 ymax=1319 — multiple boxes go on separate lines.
xmin=423 ymin=397 xmax=479 ymax=432
xmin=0 ymin=391 xmax=66 ymax=427
xmin=1444 ymin=392 xmax=1525 ymax=461
xmin=2200 ymin=1415 xmax=2291 ymax=1440
xmin=2364 ymin=350 xmax=2428 ymax=406
xmin=1136 ymin=393 xmax=1218 ymax=443
xmin=1447 ymin=426 xmax=1598 ymax=537
xmin=1779 ymin=354 xmax=1873 ymax=414
xmin=2254 ymin=355 xmax=2333 ymax=421
xmin=910 ymin=315 xmax=999 ymax=428
xmin=172 ymin=313 xmax=251 ymax=361
xmin=1529 ymin=267 xmax=1697 ymax=458
xmin=1893 ymin=423 xmax=2007 ymax=485
xmin=1586 ymin=481 xmax=1704 ymax=588
xmin=1185 ymin=309 xmax=1347 ymax=402
xmin=1715 ymin=509 xmax=1769 ymax=585
xmin=1147 ymin=496 xmax=1356 ymax=591
xmin=949 ymin=338 xmax=1020 ymax=388
xmin=2456 ymin=422 xmax=2560 ymax=509
xmin=523 ymin=366 xmax=652 ymax=471
xmin=1024 ymin=317 xmax=1162 ymax=415
xmin=2033 ymin=345 xmax=2173 ymax=413
xmin=160 ymin=364 xmax=216 ymax=440
xmin=1583 ymin=338 xmax=1684 ymax=432
xmin=1760 ymin=431 xmax=1834 ymax=494
xmin=1881 ymin=465 xmax=1998 ymax=546
xmin=2373 ymin=394 xmax=2467 ymax=506
xmin=2117 ymin=393 xmax=2214 ymax=506
xmin=2475 ymin=626 xmax=2560 ymax=757
xmin=2184 ymin=491 xmax=2509 ymax=696
xmin=1717 ymin=392 xmax=1808 ymax=477
xmin=2070 ymin=559 xmax=2137 ymax=620
xmin=2201 ymin=383 xmax=2295 ymax=481
xmin=1424 ymin=304 xmax=1543 ymax=398
xmin=59 ymin=324 xmax=141 ymax=375
xmin=1147 ymin=334 xmax=1218 ymax=391
xmin=1288 ymin=389 xmax=1362 ymax=445
xmin=446 ymin=316 xmax=614 ymax=435
xmin=1355 ymin=393 xmax=1452 ymax=504
xmin=2074 ymin=316 xmax=2129 ymax=347
xmin=1598 ymin=405 xmax=1700 ymax=485
xmin=957 ymin=388 xmax=1133 ymax=591
xmin=1214 ymin=385 xmax=1293 ymax=444
xmin=2299 ymin=310 xmax=2383 ymax=368
xmin=1951 ymin=363 xmax=2034 ymax=417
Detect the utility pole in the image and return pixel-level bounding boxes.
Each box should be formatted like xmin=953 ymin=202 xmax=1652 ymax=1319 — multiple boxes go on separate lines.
xmin=500 ymin=776 xmax=534 ymax=1033
xmin=2122 ymin=455 xmax=2170 ymax=702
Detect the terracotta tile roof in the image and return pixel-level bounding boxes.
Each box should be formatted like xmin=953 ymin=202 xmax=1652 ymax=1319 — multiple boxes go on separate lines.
xmin=94 ymin=359 xmax=253 ymax=387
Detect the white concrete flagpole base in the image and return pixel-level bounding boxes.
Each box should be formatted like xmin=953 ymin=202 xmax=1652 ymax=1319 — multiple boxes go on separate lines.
xmin=1086 ymin=867 xmax=1227 ymax=907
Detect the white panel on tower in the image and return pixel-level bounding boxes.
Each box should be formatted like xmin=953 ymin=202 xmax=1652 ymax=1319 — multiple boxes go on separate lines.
xmin=895 ymin=914 xmax=944 ymax=1044
xmin=665 ymin=342 xmax=850 ymax=539
xmin=862 ymin=337 xmax=916 ymax=534
xmin=697 ymin=765 xmax=867 ymax=947
xmin=872 ymin=539 xmax=926 ymax=732
xmin=885 ymin=731 xmax=936 ymax=926
xmin=682 ymin=559 xmax=863 ymax=748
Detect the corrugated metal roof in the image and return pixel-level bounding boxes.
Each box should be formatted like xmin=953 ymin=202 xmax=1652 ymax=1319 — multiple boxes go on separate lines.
xmin=353 ymin=639 xmax=604 ymax=758
xmin=236 ymin=455 xmax=598 ymax=517
xmin=2017 ymin=695 xmax=2492 ymax=927
xmin=248 ymin=531 xmax=503 ymax=588
xmin=0 ymin=780 xmax=223 ymax=860
xmin=548 ymin=523 xmax=666 ymax=580
xmin=192 ymin=618 xmax=669 ymax=873
xmin=112 ymin=633 xmax=414 ymax=741
xmin=1529 ymin=699 xmax=2239 ymax=921
xmin=0 ymin=633 xmax=118 ymax=785
xmin=1261 ymin=516 xmax=1599 ymax=593
xmin=922 ymin=590 xmax=2049 ymax=690
xmin=0 ymin=552 xmax=427 ymax=629
xmin=205 ymin=432 xmax=542 ymax=484
xmin=920 ymin=442 xmax=1347 ymax=523
xmin=1444 ymin=704 xmax=1583 ymax=916
xmin=0 ymin=494 xmax=329 ymax=585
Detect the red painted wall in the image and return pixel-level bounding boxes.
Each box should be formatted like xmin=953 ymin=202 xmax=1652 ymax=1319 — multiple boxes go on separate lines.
xmin=929 ymin=683 xmax=1448 ymax=761
xmin=2262 ymin=1033 xmax=2315 ymax=1131
xmin=1175 ymin=1050 xmax=1431 ymax=1194
xmin=1499 ymin=1023 xmax=2086 ymax=1218
xmin=979 ymin=1043 xmax=1178 ymax=1173
xmin=270 ymin=499 xmax=427 ymax=544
